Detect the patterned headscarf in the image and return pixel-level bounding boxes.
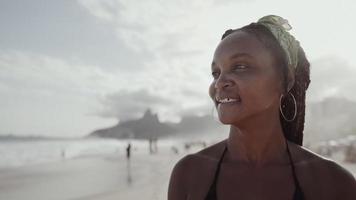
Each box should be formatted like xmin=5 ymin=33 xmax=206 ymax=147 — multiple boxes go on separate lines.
xmin=257 ymin=15 xmax=300 ymax=78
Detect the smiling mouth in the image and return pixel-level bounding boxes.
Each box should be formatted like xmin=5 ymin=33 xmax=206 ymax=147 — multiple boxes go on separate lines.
xmin=215 ymin=97 xmax=241 ymax=105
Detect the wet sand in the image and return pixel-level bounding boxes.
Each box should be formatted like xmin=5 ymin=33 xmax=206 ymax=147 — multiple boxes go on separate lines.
xmin=0 ymin=151 xmax=181 ymax=200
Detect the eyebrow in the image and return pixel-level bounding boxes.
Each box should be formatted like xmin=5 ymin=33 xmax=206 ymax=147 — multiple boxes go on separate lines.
xmin=211 ymin=53 xmax=253 ymax=68
xmin=230 ymin=53 xmax=253 ymax=59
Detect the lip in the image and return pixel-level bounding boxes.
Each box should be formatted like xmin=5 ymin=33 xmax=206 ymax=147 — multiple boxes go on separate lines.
xmin=215 ymin=96 xmax=241 ymax=105
xmin=216 ymin=100 xmax=240 ymax=106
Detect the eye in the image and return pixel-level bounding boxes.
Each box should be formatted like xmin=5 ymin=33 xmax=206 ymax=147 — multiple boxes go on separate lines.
xmin=211 ymin=71 xmax=220 ymax=79
xmin=232 ymin=65 xmax=248 ymax=71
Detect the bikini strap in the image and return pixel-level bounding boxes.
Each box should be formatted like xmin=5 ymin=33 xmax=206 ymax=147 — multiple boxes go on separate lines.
xmin=285 ymin=139 xmax=305 ymax=199
xmin=205 ymin=143 xmax=228 ymax=200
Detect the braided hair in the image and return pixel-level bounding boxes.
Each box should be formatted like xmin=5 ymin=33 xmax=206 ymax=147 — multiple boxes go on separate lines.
xmin=221 ymin=23 xmax=311 ymax=146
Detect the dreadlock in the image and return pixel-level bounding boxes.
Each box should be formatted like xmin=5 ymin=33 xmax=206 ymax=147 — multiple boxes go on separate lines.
xmin=221 ymin=23 xmax=311 ymax=146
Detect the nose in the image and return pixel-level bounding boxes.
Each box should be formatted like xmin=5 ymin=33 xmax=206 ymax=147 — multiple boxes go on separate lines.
xmin=214 ymin=73 xmax=233 ymax=90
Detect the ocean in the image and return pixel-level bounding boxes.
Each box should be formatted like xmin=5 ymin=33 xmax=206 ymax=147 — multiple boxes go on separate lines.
xmin=0 ymin=138 xmax=181 ymax=169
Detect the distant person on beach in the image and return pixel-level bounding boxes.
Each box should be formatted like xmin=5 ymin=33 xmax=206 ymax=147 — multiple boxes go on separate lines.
xmin=168 ymin=15 xmax=356 ymax=200
xmin=149 ymin=138 xmax=158 ymax=154
xmin=126 ymin=143 xmax=131 ymax=160
xmin=171 ymin=146 xmax=179 ymax=154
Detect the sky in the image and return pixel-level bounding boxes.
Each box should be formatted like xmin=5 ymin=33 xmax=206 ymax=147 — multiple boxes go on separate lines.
xmin=1 ymin=0 xmax=356 ymax=137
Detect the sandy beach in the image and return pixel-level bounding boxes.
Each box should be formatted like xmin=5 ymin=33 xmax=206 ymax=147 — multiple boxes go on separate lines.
xmin=0 ymin=146 xmax=355 ymax=200
xmin=0 ymin=149 xmax=181 ymax=200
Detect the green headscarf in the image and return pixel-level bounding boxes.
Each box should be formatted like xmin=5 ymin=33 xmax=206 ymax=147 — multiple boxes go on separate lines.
xmin=257 ymin=15 xmax=300 ymax=81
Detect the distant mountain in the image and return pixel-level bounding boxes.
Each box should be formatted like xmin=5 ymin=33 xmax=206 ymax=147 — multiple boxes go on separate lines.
xmin=89 ymin=109 xmax=227 ymax=140
xmin=89 ymin=97 xmax=356 ymax=142
xmin=89 ymin=109 xmax=173 ymax=139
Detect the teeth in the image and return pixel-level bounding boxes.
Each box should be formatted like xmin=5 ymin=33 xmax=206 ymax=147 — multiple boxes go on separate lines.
xmin=216 ymin=97 xmax=238 ymax=103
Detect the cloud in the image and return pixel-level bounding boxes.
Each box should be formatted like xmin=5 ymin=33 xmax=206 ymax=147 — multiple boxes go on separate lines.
xmin=4 ymin=0 xmax=355 ymax=137
xmin=77 ymin=0 xmax=221 ymax=58
xmin=97 ymin=89 xmax=175 ymax=120
xmin=97 ymin=83 xmax=214 ymax=122
xmin=0 ymin=47 xmax=214 ymax=128
xmin=73 ymin=0 xmax=245 ymax=121
xmin=0 ymin=50 xmax=120 ymax=136
xmin=0 ymin=0 xmax=144 ymax=71
xmin=75 ymin=1 xmax=221 ymax=121
xmin=0 ymin=50 xmax=115 ymax=96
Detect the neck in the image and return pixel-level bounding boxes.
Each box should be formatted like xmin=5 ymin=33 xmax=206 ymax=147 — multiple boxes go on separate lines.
xmin=226 ymin=110 xmax=288 ymax=167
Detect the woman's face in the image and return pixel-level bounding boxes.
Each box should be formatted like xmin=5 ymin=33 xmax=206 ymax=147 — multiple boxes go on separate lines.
xmin=209 ymin=30 xmax=284 ymax=125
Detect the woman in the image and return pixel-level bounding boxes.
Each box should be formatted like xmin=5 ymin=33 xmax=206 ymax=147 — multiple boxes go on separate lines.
xmin=168 ymin=15 xmax=356 ymax=200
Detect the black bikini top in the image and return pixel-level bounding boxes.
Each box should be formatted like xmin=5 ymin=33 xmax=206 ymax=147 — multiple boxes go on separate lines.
xmin=204 ymin=139 xmax=305 ymax=200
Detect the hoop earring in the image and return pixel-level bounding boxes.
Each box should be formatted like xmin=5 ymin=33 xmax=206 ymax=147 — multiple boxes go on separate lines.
xmin=279 ymin=92 xmax=297 ymax=122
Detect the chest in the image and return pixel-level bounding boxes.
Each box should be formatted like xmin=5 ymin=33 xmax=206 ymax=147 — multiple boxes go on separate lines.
xmin=216 ymin=165 xmax=296 ymax=200
xmin=188 ymin=162 xmax=334 ymax=200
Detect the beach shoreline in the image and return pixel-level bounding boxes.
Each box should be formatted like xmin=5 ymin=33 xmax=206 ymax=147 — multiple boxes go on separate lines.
xmin=0 ymin=151 xmax=180 ymax=200
xmin=0 ymin=147 xmax=355 ymax=200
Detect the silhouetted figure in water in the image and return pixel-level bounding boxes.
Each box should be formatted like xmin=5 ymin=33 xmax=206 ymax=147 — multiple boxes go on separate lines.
xmin=126 ymin=143 xmax=131 ymax=160
xmin=61 ymin=149 xmax=66 ymax=159
xmin=149 ymin=138 xmax=158 ymax=154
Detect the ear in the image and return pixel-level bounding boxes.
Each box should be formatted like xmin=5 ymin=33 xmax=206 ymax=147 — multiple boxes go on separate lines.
xmin=286 ymin=69 xmax=295 ymax=92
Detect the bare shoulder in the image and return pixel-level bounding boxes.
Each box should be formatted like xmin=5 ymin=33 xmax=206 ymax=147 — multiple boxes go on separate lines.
xmin=174 ymin=139 xmax=227 ymax=166
xmin=169 ymin=139 xmax=227 ymax=179
xmin=168 ymin=140 xmax=226 ymax=200
xmin=289 ymin=141 xmax=356 ymax=199
xmin=290 ymin=141 xmax=355 ymax=178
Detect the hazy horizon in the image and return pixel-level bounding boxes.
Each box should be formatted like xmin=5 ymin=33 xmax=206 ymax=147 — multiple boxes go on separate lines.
xmin=1 ymin=0 xmax=356 ymax=137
